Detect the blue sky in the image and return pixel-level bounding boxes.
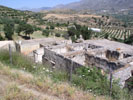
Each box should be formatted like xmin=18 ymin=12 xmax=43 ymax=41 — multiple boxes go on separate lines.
xmin=0 ymin=0 xmax=80 ymax=9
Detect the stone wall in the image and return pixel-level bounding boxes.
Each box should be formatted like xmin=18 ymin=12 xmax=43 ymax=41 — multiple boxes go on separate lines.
xmin=16 ymin=42 xmax=40 ymax=55
xmin=0 ymin=41 xmax=16 ymax=51
xmin=85 ymin=53 xmax=119 ymax=71
xmin=113 ymin=64 xmax=133 ymax=87
xmin=42 ymin=48 xmax=83 ymax=72
xmin=33 ymin=48 xmax=44 ymax=63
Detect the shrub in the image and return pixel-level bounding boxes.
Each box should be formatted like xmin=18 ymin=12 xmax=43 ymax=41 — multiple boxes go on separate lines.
xmin=50 ymin=25 xmax=55 ymax=29
xmin=0 ymin=35 xmax=4 ymax=40
xmin=72 ymin=67 xmax=109 ymax=94
xmin=71 ymin=66 xmax=132 ymax=100
xmin=42 ymin=30 xmax=49 ymax=37
xmin=55 ymin=33 xmax=61 ymax=37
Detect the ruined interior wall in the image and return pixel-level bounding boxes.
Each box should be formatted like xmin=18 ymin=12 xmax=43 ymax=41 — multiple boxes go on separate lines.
xmin=70 ymin=54 xmax=85 ymax=65
xmin=33 ymin=48 xmax=44 ymax=63
xmin=20 ymin=44 xmax=40 ymax=55
xmin=85 ymin=53 xmax=124 ymax=71
xmin=42 ymin=48 xmax=83 ymax=72
xmin=106 ymin=50 xmax=122 ymax=61
xmin=51 ymin=47 xmax=68 ymax=54
xmin=118 ymin=56 xmax=133 ymax=64
xmin=87 ymin=48 xmax=106 ymax=58
xmin=113 ymin=65 xmax=133 ymax=87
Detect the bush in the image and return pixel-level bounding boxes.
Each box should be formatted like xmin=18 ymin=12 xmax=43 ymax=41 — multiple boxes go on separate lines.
xmin=50 ymin=25 xmax=55 ymax=30
xmin=0 ymin=35 xmax=4 ymax=40
xmin=71 ymin=36 xmax=77 ymax=42
xmin=42 ymin=30 xmax=49 ymax=37
xmin=71 ymin=66 xmax=132 ymax=100
xmin=55 ymin=33 xmax=61 ymax=37
xmin=72 ymin=67 xmax=109 ymax=94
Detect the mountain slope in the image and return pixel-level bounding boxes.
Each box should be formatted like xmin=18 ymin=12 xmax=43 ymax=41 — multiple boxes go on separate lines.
xmin=19 ymin=7 xmax=52 ymax=12
xmin=55 ymin=0 xmax=133 ymax=11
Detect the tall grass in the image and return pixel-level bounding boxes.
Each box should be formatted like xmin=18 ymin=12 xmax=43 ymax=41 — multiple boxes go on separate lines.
xmin=0 ymin=49 xmax=68 ymax=81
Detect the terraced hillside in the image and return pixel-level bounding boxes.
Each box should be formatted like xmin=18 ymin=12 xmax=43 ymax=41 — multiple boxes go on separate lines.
xmin=93 ymin=28 xmax=133 ymax=40
xmin=0 ymin=6 xmax=30 ymax=20
xmin=0 ymin=5 xmax=45 ymax=25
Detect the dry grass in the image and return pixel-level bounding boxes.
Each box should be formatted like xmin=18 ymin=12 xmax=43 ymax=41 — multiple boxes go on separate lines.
xmin=0 ymin=62 xmax=110 ymax=100
xmin=0 ymin=83 xmax=35 ymax=100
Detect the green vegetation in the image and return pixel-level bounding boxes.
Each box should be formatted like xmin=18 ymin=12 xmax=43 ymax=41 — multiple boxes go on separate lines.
xmin=17 ymin=23 xmax=34 ymax=38
xmin=0 ymin=6 xmax=47 ymax=40
xmin=42 ymin=29 xmax=50 ymax=37
xmin=72 ymin=67 xmax=132 ymax=100
xmin=0 ymin=50 xmax=132 ymax=100
xmin=4 ymin=23 xmax=14 ymax=40
xmin=68 ymin=23 xmax=93 ymax=41
xmin=124 ymin=34 xmax=133 ymax=45
xmin=93 ymin=28 xmax=133 ymax=45
xmin=0 ymin=50 xmax=67 ymax=81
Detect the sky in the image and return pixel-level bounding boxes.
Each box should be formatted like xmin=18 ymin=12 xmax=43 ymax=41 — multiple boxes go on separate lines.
xmin=0 ymin=0 xmax=80 ymax=9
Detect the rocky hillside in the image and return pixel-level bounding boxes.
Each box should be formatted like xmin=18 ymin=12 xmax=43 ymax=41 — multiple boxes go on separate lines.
xmin=55 ymin=0 xmax=133 ymax=11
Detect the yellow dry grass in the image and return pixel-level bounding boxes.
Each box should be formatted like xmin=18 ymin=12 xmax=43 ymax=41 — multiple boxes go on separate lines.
xmin=0 ymin=62 xmax=110 ymax=100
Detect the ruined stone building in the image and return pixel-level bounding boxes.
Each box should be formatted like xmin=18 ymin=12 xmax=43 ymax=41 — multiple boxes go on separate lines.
xmin=41 ymin=39 xmax=133 ymax=87
xmin=0 ymin=38 xmax=133 ymax=87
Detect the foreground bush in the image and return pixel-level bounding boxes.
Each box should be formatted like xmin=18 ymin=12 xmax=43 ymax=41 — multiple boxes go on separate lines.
xmin=72 ymin=67 xmax=133 ymax=100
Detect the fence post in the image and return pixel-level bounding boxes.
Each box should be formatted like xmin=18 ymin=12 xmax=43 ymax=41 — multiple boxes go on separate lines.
xmin=9 ymin=44 xmax=12 ymax=64
xmin=109 ymin=64 xmax=113 ymax=97
xmin=69 ymin=61 xmax=73 ymax=82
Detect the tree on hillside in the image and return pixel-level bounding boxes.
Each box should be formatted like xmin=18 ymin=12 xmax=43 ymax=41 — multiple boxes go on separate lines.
xmin=68 ymin=24 xmax=92 ymax=41
xmin=24 ymin=24 xmax=34 ymax=37
xmin=16 ymin=21 xmax=27 ymax=35
xmin=42 ymin=30 xmax=50 ymax=37
xmin=50 ymin=25 xmax=55 ymax=30
xmin=124 ymin=34 xmax=133 ymax=45
xmin=4 ymin=23 xmax=14 ymax=40
xmin=16 ymin=23 xmax=34 ymax=38
xmin=68 ymin=27 xmax=77 ymax=37
xmin=81 ymin=26 xmax=92 ymax=40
